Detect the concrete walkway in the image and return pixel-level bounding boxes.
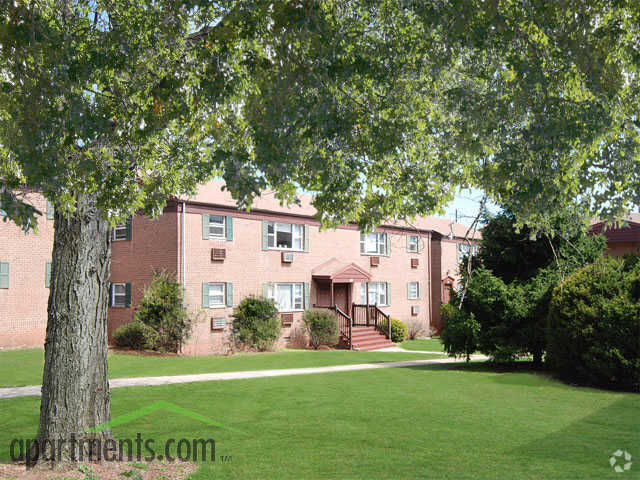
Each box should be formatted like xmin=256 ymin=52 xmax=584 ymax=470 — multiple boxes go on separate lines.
xmin=0 ymin=355 xmax=486 ymax=400
xmin=372 ymin=346 xmax=444 ymax=354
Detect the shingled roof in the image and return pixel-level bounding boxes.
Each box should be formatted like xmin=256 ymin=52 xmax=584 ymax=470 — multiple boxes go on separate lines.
xmin=181 ymin=180 xmax=480 ymax=240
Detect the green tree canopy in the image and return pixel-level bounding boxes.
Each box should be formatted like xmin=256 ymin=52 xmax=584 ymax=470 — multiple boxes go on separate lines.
xmin=2 ymin=1 xmax=639 ymax=231
xmin=478 ymin=209 xmax=597 ymax=283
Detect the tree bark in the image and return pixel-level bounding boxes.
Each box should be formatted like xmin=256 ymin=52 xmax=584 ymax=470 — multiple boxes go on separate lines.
xmin=29 ymin=193 xmax=113 ymax=465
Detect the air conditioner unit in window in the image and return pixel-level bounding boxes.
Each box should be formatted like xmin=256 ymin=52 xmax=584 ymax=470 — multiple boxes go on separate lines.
xmin=281 ymin=252 xmax=294 ymax=263
xmin=211 ymin=248 xmax=226 ymax=261
xmin=411 ymin=305 xmax=420 ymax=316
xmin=370 ymin=256 xmax=380 ymax=267
xmin=411 ymin=258 xmax=419 ymax=268
xmin=211 ymin=317 xmax=226 ymax=330
xmin=281 ymin=312 xmax=294 ymax=325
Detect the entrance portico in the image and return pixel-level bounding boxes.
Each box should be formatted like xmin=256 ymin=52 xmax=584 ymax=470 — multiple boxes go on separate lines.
xmin=311 ymin=258 xmax=371 ymax=314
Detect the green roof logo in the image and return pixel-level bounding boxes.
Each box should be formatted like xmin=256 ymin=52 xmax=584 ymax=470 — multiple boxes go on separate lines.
xmin=86 ymin=401 xmax=246 ymax=435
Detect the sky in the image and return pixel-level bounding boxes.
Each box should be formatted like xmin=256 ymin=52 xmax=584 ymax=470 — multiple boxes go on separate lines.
xmin=441 ymin=188 xmax=500 ymax=227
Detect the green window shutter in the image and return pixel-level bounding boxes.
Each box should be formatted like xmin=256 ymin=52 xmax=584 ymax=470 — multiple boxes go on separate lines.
xmin=202 ymin=282 xmax=210 ymax=308
xmin=226 ymin=282 xmax=233 ymax=307
xmin=226 ymin=216 xmax=234 ymax=242
xmin=125 ymin=217 xmax=132 ymax=241
xmin=407 ymin=282 xmax=411 ymax=300
xmin=406 ymin=235 xmax=411 ymax=251
xmin=417 ymin=282 xmax=422 ymax=299
xmin=262 ymin=220 xmax=269 ymax=250
xmin=45 ymin=262 xmax=52 ymax=288
xmin=46 ymin=200 xmax=54 ymax=220
xmin=385 ymin=234 xmax=391 ymax=257
xmin=262 ymin=282 xmax=269 ymax=299
xmin=303 ymin=225 xmax=310 ymax=252
xmin=125 ymin=283 xmax=132 ymax=307
xmin=304 ymin=282 xmax=310 ymax=309
xmin=0 ymin=262 xmax=9 ymax=289
xmin=386 ymin=282 xmax=391 ymax=305
xmin=360 ymin=233 xmax=365 ymax=253
xmin=202 ymin=214 xmax=210 ymax=240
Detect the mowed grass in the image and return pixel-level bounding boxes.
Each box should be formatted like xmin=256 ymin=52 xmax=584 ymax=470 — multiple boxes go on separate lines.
xmin=0 ymin=348 xmax=443 ymax=387
xmin=1 ymin=363 xmax=637 ymax=479
xmin=400 ymin=338 xmax=445 ymax=351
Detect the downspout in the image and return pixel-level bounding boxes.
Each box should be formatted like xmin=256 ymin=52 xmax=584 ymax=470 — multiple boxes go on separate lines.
xmin=180 ymin=201 xmax=187 ymax=354
xmin=427 ymin=231 xmax=432 ymax=335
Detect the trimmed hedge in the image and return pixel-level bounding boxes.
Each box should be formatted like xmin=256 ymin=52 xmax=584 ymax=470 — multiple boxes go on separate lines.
xmin=135 ymin=271 xmax=192 ymax=352
xmin=389 ymin=318 xmax=408 ymax=343
xmin=232 ymin=296 xmax=281 ymax=351
xmin=113 ymin=321 xmax=159 ymax=350
xmin=303 ymin=309 xmax=339 ymax=349
xmin=441 ymin=303 xmax=480 ymax=362
xmin=548 ymin=256 xmax=640 ymax=391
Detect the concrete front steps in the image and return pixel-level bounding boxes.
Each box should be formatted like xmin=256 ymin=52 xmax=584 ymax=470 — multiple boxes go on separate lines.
xmin=350 ymin=326 xmax=395 ymax=351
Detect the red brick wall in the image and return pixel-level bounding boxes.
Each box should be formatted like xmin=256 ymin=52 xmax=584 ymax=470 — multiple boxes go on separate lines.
xmin=605 ymin=242 xmax=639 ymax=257
xmin=108 ymin=210 xmax=179 ymax=339
xmin=441 ymin=240 xmax=462 ymax=286
xmin=0 ymin=192 xmax=53 ymax=348
xmin=429 ymin=237 xmax=442 ymax=333
xmin=181 ymin=207 xmax=435 ymax=355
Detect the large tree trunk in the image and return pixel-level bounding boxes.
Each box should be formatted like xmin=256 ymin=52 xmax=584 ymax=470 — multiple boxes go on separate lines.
xmin=29 ymin=193 xmax=113 ymax=465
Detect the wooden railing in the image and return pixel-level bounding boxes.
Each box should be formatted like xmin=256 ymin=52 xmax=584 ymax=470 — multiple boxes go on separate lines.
xmin=352 ymin=304 xmax=391 ymax=340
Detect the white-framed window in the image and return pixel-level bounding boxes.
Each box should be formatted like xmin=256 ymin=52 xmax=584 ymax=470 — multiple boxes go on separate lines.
xmin=268 ymin=282 xmax=304 ymax=311
xmin=407 ymin=235 xmax=420 ymax=253
xmin=208 ymin=282 xmax=226 ymax=308
xmin=361 ymin=282 xmax=389 ymax=306
xmin=267 ymin=222 xmax=304 ymax=250
xmin=360 ymin=233 xmax=387 ymax=255
xmin=408 ymin=281 xmax=420 ymax=300
xmin=111 ymin=283 xmax=127 ymax=307
xmin=208 ymin=215 xmax=226 ymax=239
xmin=457 ymin=243 xmax=478 ymax=263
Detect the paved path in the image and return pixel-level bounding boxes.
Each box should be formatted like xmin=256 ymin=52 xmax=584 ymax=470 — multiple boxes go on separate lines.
xmin=0 ymin=355 xmax=486 ymax=400
xmin=373 ymin=346 xmax=444 ymax=354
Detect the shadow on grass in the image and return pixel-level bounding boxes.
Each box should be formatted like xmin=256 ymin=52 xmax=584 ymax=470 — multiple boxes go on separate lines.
xmin=507 ymin=395 xmax=640 ymax=478
xmin=401 ymin=360 xmax=578 ymax=389
xmin=404 ymin=360 xmax=544 ymax=373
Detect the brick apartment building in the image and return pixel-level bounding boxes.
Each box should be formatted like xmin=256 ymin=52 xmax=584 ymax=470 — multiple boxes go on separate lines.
xmin=0 ymin=191 xmax=55 ymax=348
xmin=590 ymin=215 xmax=640 ymax=257
xmin=1 ymin=181 xmax=478 ymax=353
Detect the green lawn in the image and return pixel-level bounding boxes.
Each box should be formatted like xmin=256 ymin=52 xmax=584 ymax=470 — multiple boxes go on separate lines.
xmin=400 ymin=338 xmax=445 ymax=351
xmin=1 ymin=363 xmax=638 ymax=479
xmin=0 ymin=348 xmax=443 ymax=387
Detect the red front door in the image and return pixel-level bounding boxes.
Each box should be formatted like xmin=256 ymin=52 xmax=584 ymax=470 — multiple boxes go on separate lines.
xmin=333 ymin=283 xmax=351 ymax=314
